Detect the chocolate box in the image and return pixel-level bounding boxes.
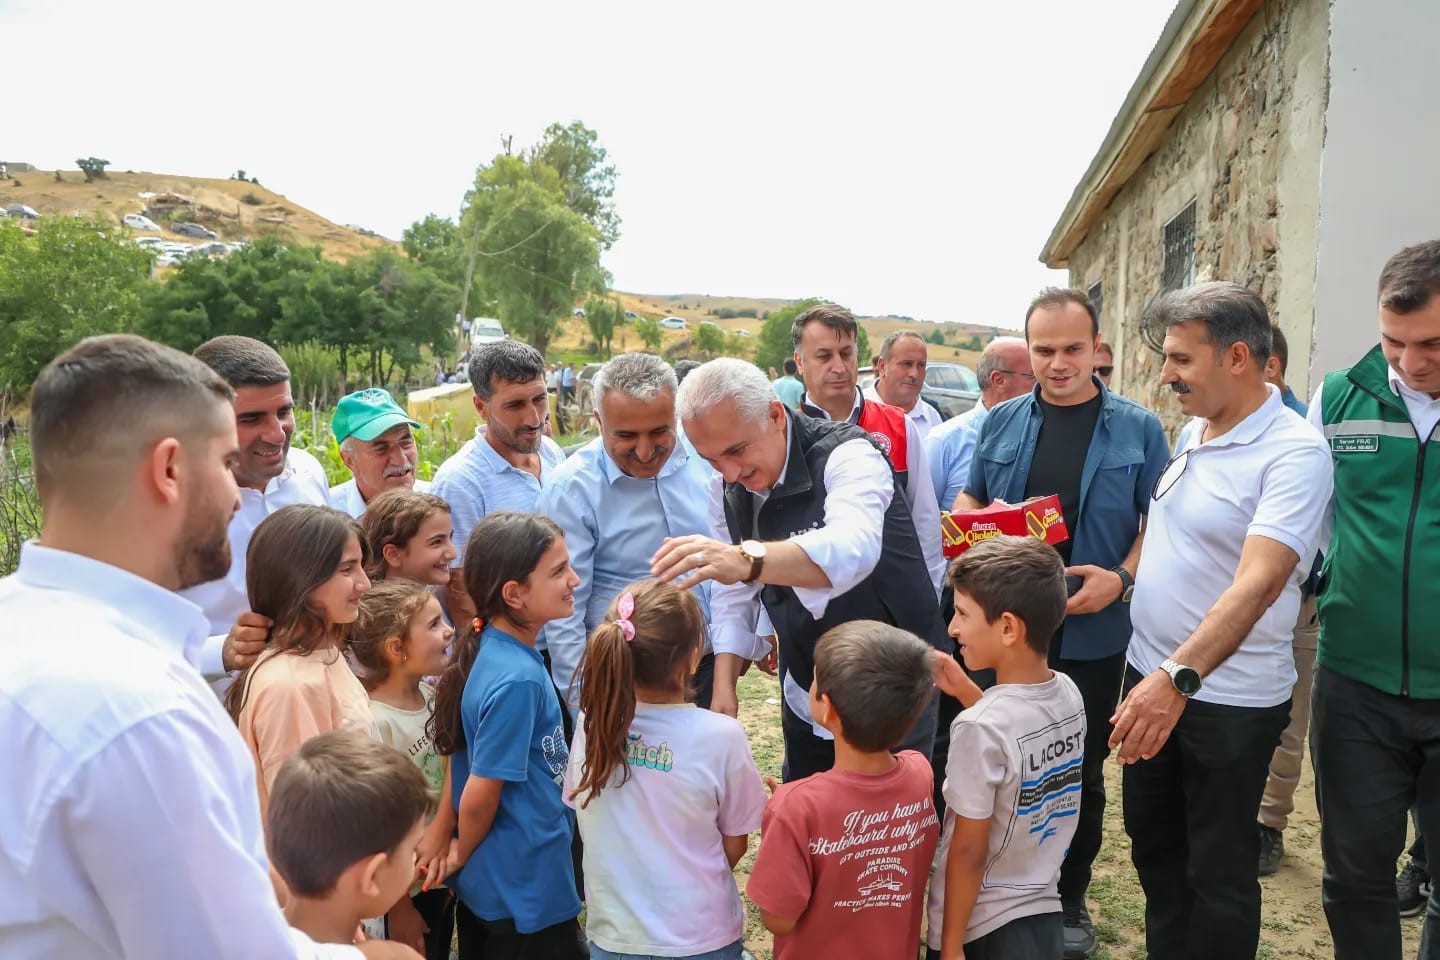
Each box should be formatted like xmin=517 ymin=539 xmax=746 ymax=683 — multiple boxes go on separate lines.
xmin=940 ymin=494 xmax=1069 ymax=558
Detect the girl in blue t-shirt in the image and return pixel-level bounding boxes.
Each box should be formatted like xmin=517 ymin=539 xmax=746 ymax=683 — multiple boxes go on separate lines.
xmin=430 ymin=511 xmax=585 ymax=960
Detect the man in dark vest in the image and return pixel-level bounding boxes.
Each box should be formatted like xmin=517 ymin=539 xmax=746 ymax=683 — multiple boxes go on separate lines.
xmin=793 ymin=303 xmax=946 ymax=594
xmin=651 ymin=358 xmax=944 ymax=781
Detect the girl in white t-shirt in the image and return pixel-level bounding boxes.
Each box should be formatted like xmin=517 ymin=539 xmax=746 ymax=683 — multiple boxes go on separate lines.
xmin=565 ymin=580 xmax=768 ymax=960
xmin=351 ymin=578 xmax=459 ymax=960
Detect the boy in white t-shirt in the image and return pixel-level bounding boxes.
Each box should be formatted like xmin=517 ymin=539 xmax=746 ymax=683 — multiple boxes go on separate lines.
xmin=927 ymin=536 xmax=1086 ymax=960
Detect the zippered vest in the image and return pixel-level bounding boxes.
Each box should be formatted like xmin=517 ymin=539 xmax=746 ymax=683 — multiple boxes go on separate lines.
xmin=721 ymin=414 xmax=945 ymax=695
xmin=1317 ymin=346 xmax=1440 ymax=697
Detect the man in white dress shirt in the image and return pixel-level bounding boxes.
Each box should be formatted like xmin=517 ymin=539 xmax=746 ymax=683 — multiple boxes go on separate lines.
xmin=651 ymin=358 xmax=945 ymax=780
xmin=328 ymin=388 xmax=432 ymax=519
xmin=866 ymin=330 xmax=944 ymax=438
xmin=182 ymin=336 xmax=331 ymax=680
xmin=183 ymin=336 xmax=332 ymax=681
xmin=0 ymin=334 xmax=413 ymax=960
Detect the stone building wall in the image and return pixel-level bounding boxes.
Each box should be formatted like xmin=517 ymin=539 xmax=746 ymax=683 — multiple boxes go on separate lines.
xmin=1065 ymin=0 xmax=1328 ymax=434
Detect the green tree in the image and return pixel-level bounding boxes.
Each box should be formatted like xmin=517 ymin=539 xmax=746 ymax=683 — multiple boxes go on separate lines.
xmin=633 ymin=316 xmax=662 ymax=352
xmin=753 ymin=298 xmax=822 ymax=372
xmin=0 ymin=216 xmax=150 ymax=390
xmin=927 ymin=328 xmax=946 ymax=345
xmin=76 ymin=157 xmax=109 ymax=182
xmin=584 ymin=296 xmax=619 ymax=358
xmin=966 ymin=334 xmax=983 ymax=351
xmin=694 ymin=323 xmax=724 ymax=359
xmin=724 ymin=331 xmax=753 ymax=360
xmin=463 ymin=153 xmax=605 ymax=354
xmin=530 ymin=121 xmax=620 ymax=249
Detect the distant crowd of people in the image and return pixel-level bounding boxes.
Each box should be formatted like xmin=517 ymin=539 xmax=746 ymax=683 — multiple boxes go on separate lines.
xmin=3 ymin=238 xmax=1440 ymax=960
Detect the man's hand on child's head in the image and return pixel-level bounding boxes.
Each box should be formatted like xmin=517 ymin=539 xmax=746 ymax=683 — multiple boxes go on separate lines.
xmin=931 ymin=650 xmax=984 ymax=708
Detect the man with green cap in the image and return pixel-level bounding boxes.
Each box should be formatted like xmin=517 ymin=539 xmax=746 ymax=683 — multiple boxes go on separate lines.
xmin=329 ymin=387 xmax=431 ymax=518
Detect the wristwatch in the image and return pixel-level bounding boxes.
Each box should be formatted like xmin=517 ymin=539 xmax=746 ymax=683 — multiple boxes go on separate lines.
xmin=1111 ymin=565 xmax=1136 ymax=603
xmin=1160 ymin=658 xmax=1202 ymax=697
xmin=738 ymin=540 xmax=767 ymax=584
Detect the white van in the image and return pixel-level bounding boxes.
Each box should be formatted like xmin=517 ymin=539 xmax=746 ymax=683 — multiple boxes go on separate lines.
xmin=470 ymin=317 xmax=507 ymax=348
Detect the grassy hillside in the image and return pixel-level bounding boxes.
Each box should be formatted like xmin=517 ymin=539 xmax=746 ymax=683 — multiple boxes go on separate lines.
xmin=0 ymin=168 xmax=390 ymax=260
xmin=540 ymin=291 xmax=999 ymax=369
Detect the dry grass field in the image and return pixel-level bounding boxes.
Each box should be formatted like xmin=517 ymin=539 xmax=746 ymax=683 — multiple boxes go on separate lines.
xmin=0 ymin=168 xmax=390 ymax=260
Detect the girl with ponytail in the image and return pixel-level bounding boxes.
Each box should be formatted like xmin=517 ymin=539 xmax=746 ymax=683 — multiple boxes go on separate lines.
xmin=429 ymin=512 xmax=587 ymax=959
xmin=564 ymin=579 xmax=768 ymax=960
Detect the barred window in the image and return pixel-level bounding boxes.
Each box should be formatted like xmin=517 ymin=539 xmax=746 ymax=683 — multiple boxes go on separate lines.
xmin=1162 ymin=201 xmax=1197 ymax=293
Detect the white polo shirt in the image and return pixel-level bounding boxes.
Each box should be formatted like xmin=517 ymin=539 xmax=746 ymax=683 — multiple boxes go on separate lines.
xmin=1128 ymin=386 xmax=1332 ymax=708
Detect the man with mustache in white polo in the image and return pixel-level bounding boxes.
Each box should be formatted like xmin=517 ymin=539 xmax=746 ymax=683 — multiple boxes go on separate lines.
xmin=329 ymin=388 xmax=432 ymax=519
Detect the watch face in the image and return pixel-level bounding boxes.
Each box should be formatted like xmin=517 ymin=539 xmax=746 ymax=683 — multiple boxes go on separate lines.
xmin=1174 ymin=667 xmax=1201 ymax=696
xmin=741 ymin=539 xmax=767 ymax=560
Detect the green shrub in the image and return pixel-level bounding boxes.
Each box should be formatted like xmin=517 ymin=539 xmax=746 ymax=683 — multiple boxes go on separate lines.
xmin=241 ymin=193 xmax=263 ymax=206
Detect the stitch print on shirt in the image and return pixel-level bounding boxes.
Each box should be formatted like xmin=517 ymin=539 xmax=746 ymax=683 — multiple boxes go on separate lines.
xmin=625 ymin=733 xmax=674 ymax=772
xmin=541 ymin=725 xmax=568 ymax=781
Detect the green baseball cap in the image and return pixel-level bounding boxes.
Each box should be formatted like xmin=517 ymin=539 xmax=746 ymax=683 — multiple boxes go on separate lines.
xmin=332 ymin=388 xmax=421 ymax=445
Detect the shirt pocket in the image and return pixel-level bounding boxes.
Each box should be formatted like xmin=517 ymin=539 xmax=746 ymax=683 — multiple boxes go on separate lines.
xmin=1089 ymin=444 xmax=1146 ymax=515
xmin=976 ymin=438 xmax=1021 ymax=498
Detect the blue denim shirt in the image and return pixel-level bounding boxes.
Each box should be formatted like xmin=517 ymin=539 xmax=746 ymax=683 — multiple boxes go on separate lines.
xmin=966 ymin=380 xmax=1170 ymax=660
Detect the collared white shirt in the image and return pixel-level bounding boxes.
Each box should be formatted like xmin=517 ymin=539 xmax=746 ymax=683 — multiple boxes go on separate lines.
xmin=182 ymin=447 xmax=332 ymax=678
xmin=329 ymin=476 xmax=434 ymax=519
xmin=863 ymin=384 xmax=944 ymax=439
xmin=430 ymin=428 xmax=566 ymax=562
xmin=1307 ymin=363 xmax=1440 ymax=552
xmin=924 ymin=398 xmax=991 ymax=508
xmin=707 ymin=413 xmax=897 ymax=734
xmin=1308 ymin=364 xmax=1440 ymax=445
xmin=536 ymin=435 xmax=718 ymax=710
xmin=1129 ymin=386 xmax=1332 ymax=708
xmin=802 ymin=387 xmax=946 ymax=593
xmin=0 ymin=543 xmax=360 ymax=960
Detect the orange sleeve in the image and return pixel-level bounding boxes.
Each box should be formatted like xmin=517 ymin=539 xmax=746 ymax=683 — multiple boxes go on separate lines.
xmin=247 ymin=661 xmax=330 ymax=818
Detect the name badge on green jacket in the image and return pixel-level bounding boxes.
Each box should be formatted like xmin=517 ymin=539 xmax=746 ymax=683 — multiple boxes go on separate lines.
xmin=1331 ymin=435 xmax=1380 ymax=454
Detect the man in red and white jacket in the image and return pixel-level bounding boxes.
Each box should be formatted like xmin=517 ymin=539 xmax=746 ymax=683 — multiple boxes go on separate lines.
xmin=794 ymin=303 xmax=946 ymax=595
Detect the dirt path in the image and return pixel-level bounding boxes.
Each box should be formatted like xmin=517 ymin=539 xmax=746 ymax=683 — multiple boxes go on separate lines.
xmin=733 ymin=670 xmax=1423 ymax=960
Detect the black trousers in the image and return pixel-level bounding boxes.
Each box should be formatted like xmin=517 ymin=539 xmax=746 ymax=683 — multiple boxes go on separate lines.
xmin=1048 ymin=647 xmax=1127 ymax=904
xmin=924 ymin=911 xmax=1062 ymax=960
xmin=1121 ymin=666 xmax=1289 ymax=960
xmin=781 ymin=686 xmax=938 ymax=782
xmin=1312 ymin=665 xmax=1440 ymax=960
xmin=412 ymin=889 xmax=456 ymax=960
xmin=456 ymin=902 xmax=586 ymax=960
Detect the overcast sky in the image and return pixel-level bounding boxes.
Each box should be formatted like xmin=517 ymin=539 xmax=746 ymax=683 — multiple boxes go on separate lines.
xmin=6 ymin=0 xmax=1175 ymax=325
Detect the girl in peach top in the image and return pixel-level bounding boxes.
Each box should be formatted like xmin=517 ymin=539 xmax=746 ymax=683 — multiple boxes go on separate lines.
xmin=226 ymin=504 xmax=376 ymax=816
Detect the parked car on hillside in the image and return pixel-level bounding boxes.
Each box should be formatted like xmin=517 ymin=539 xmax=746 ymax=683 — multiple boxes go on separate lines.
xmin=123 ymin=213 xmax=160 ymax=231
xmin=172 ymin=222 xmax=218 ymax=240
xmin=4 ymin=203 xmax=40 ymax=219
xmin=858 ymin=360 xmax=980 ymax=419
xmin=469 ymin=317 xmax=506 ymax=348
xmin=660 ymin=316 xmax=687 ymax=330
xmin=133 ymin=236 xmax=167 ymax=248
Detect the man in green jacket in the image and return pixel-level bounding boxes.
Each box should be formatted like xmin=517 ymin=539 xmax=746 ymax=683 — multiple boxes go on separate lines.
xmin=1312 ymin=239 xmax=1440 ymax=959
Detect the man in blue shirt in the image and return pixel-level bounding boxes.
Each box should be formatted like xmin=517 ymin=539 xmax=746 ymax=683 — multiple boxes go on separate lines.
xmin=771 ymin=358 xmax=805 ymax=410
xmin=956 ymin=287 xmax=1168 ymax=959
xmin=537 ymin=353 xmax=719 ymax=713
xmin=432 ymin=341 xmax=565 ymax=623
xmin=924 ymin=336 xmax=1032 ymax=509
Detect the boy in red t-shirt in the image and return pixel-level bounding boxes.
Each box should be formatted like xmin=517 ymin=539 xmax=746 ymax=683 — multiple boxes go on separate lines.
xmin=747 ymin=621 xmax=943 ymax=959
